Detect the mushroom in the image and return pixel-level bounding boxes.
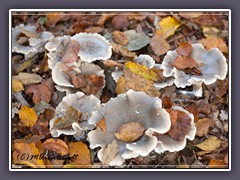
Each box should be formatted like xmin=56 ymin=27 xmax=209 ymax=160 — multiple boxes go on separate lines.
xmin=71 ymin=32 xmax=112 ymax=63
xmin=154 ymin=106 xmax=196 ymax=154
xmin=88 ymin=90 xmax=171 ymax=166
xmin=49 ymin=92 xmax=103 ymax=140
xmin=161 ymin=43 xmax=228 ymax=97
xmin=111 ymin=54 xmax=174 ymax=90
xmin=12 ymin=24 xmax=53 ymax=59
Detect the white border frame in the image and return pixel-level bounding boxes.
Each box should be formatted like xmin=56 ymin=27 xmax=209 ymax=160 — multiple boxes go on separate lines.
xmin=9 ymin=9 xmax=231 ymax=171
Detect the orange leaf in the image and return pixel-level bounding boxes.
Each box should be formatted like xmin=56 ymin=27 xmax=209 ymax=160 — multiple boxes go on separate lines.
xmin=209 ymin=159 xmax=227 ymax=168
xmin=170 ymin=56 xmax=198 ymax=70
xmin=176 ymin=42 xmax=193 ymax=56
xmin=114 ymin=122 xmax=145 ymax=142
xmin=96 ymin=118 xmax=106 ymax=132
xmin=68 ymin=142 xmax=91 ymax=166
xmin=13 ymin=142 xmax=45 ymax=168
xmin=43 ymin=138 xmax=69 ymax=156
xmin=162 ymin=96 xmax=173 ymax=109
xmin=199 ymin=37 xmax=228 ymax=54
xmin=113 ymin=31 xmax=129 ymax=46
xmin=19 ymin=106 xmax=38 ymax=127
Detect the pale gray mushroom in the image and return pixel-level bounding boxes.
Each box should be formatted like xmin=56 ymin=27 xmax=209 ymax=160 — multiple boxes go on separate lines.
xmin=134 ymin=54 xmax=155 ymax=69
xmin=53 ymin=61 xmax=106 ymax=98
xmin=88 ymin=90 xmax=171 ymax=166
xmin=154 ymin=106 xmax=196 ymax=154
xmin=49 ymin=92 xmax=103 ymax=140
xmin=162 ymin=43 xmax=228 ymax=97
xmin=12 ymin=24 xmax=53 ymax=59
xmin=71 ymin=32 xmax=112 ymax=63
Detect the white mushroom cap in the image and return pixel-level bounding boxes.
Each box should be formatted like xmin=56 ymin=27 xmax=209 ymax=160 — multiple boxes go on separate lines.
xmin=12 ymin=24 xmax=53 ymax=59
xmin=71 ymin=33 xmax=112 ymax=63
xmin=162 ymin=43 xmax=228 ymax=89
xmin=154 ymin=106 xmax=196 ymax=154
xmin=88 ymin=90 xmax=171 ymax=165
xmin=49 ymin=92 xmax=103 ymax=138
xmin=134 ymin=54 xmax=155 ymax=69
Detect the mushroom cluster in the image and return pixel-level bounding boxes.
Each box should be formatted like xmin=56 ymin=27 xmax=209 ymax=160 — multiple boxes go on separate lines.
xmin=45 ymin=33 xmax=113 ymax=98
xmin=12 ymin=24 xmax=54 ymax=59
xmin=161 ymin=43 xmax=228 ymax=97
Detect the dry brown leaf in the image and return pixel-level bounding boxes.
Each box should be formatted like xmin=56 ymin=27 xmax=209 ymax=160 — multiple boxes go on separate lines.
xmin=97 ymin=14 xmax=115 ymax=26
xmin=18 ymin=26 xmax=38 ymax=38
xmin=46 ymin=12 xmax=70 ymax=27
xmin=112 ymin=15 xmax=129 ymax=30
xmin=178 ymin=12 xmax=203 ymax=19
xmin=43 ymin=138 xmax=69 ymax=156
xmin=127 ymin=13 xmax=147 ymax=21
xmin=102 ymin=140 xmax=119 ymax=165
xmin=53 ymin=106 xmax=82 ymax=130
xmin=209 ymin=79 xmax=228 ymax=99
xmin=111 ymin=43 xmax=136 ymax=58
xmin=30 ymin=121 xmax=50 ymax=135
xmin=116 ymin=69 xmax=160 ymax=97
xmin=195 ymin=118 xmax=214 ymax=137
xmin=19 ymin=106 xmax=38 ymax=127
xmin=193 ymin=14 xmax=222 ymax=27
xmin=199 ymin=37 xmax=228 ymax=54
xmin=13 ymin=73 xmax=42 ymax=86
xmin=96 ymin=118 xmax=106 ymax=132
xmin=202 ymin=26 xmax=220 ymax=38
xmin=170 ymin=56 xmax=198 ymax=70
xmin=26 ymin=83 xmax=52 ymax=104
xmin=195 ymin=136 xmax=222 ymax=151
xmin=84 ymin=26 xmax=103 ymax=33
xmin=12 ymin=79 xmax=24 ymax=92
xmin=196 ymin=99 xmax=211 ymax=116
xmin=186 ymin=103 xmax=199 ymax=122
xmin=112 ymin=31 xmax=129 ymax=46
xmin=162 ymin=96 xmax=173 ymax=109
xmin=176 ymin=42 xmax=193 ymax=56
xmin=67 ymin=142 xmax=91 ymax=167
xmin=167 ymin=110 xmax=191 ymax=141
xmin=103 ymin=60 xmax=124 ymax=68
xmin=150 ymin=35 xmax=170 ymax=56
xmin=114 ymin=122 xmax=145 ymax=142
xmin=208 ymin=159 xmax=227 ymax=168
xmin=61 ymin=40 xmax=80 ymax=63
xmin=13 ymin=142 xmax=45 ymax=168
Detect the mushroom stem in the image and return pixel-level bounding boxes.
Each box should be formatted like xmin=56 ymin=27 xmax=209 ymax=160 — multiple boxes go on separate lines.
xmin=192 ymin=82 xmax=203 ymax=97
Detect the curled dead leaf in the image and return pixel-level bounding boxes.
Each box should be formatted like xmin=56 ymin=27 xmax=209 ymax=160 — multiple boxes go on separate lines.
xmin=43 ymin=138 xmax=69 ymax=156
xmin=114 ymin=122 xmax=145 ymax=142
xmin=111 ymin=43 xmax=136 ymax=58
xmin=112 ymin=31 xmax=129 ymax=46
xmin=176 ymin=42 xmax=193 ymax=56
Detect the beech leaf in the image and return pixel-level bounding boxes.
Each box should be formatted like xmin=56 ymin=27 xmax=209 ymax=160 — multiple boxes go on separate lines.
xmin=150 ymin=35 xmax=170 ymax=56
xmin=158 ymin=16 xmax=181 ymax=39
xmin=61 ymin=40 xmax=80 ymax=63
xmin=199 ymin=37 xmax=228 ymax=54
xmin=112 ymin=31 xmax=129 ymax=46
xmin=195 ymin=118 xmax=214 ymax=137
xmin=13 ymin=73 xmax=42 ymax=86
xmin=114 ymin=122 xmax=145 ymax=142
xmin=112 ymin=15 xmax=129 ymax=30
xmin=195 ymin=136 xmax=222 ymax=151
xmin=19 ymin=106 xmax=38 ymax=127
xmin=102 ymin=140 xmax=119 ymax=165
xmin=176 ymin=42 xmax=193 ymax=56
xmin=170 ymin=56 xmax=198 ymax=70
xmin=43 ymin=138 xmax=69 ymax=156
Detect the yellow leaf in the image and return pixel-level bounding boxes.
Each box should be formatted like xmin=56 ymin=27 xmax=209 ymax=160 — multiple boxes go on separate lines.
xmin=125 ymin=61 xmax=158 ymax=81
xmin=19 ymin=106 xmax=38 ymax=127
xmin=158 ymin=16 xmax=181 ymax=39
xmin=12 ymin=79 xmax=24 ymax=92
xmin=67 ymin=142 xmax=92 ymax=166
xmin=116 ymin=69 xmax=160 ymax=97
xmin=13 ymin=142 xmax=45 ymax=168
xmin=195 ymin=136 xmax=221 ymax=151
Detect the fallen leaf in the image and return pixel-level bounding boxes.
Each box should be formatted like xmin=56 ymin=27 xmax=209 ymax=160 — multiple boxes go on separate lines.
xmin=199 ymin=37 xmax=228 ymax=54
xmin=97 ymin=14 xmax=115 ymax=26
xmin=46 ymin=12 xmax=70 ymax=27
xmin=195 ymin=136 xmax=222 ymax=151
xmin=127 ymin=12 xmax=147 ymax=21
xmin=158 ymin=16 xmax=181 ymax=39
xmin=208 ymin=79 xmax=228 ymax=99
xmin=30 ymin=121 xmax=49 ymax=135
xmin=33 ymin=101 xmax=51 ymax=115
xmin=13 ymin=73 xmax=42 ymax=85
xmin=19 ymin=106 xmax=38 ymax=127
xmin=111 ymin=43 xmax=136 ymax=58
xmin=176 ymin=42 xmax=193 ymax=56
xmin=116 ymin=69 xmax=160 ymax=97
xmin=195 ymin=118 xmax=214 ymax=137
xmin=14 ymin=58 xmax=34 ymax=74
xmin=112 ymin=31 xmax=129 ymax=46
xmin=12 ymin=79 xmax=24 ymax=92
xmin=186 ymin=103 xmax=199 ymax=122
xmin=167 ymin=110 xmax=191 ymax=141
xmin=124 ymin=30 xmax=150 ymax=51
xmin=26 ymin=83 xmax=52 ymax=104
xmin=202 ymin=26 xmax=220 ymax=38
xmin=84 ymin=26 xmax=103 ymax=33
xmin=103 ymin=60 xmax=124 ymax=68
xmin=67 ymin=142 xmax=91 ymax=167
xmin=193 ymin=14 xmax=222 ymax=27
xmin=196 ymin=99 xmax=211 ymax=115
xmin=61 ymin=40 xmax=80 ymax=63
xmin=114 ymin=122 xmax=145 ymax=142
xmin=53 ymin=106 xmax=82 ymax=130
xmin=112 ymin=15 xmax=129 ymax=30
xmin=170 ymin=56 xmax=198 ymax=70
xmin=43 ymin=138 xmax=69 ymax=156
xmin=178 ymin=12 xmax=203 ymax=19
xmin=13 ymin=142 xmax=45 ymax=168
xmin=125 ymin=61 xmax=158 ymax=81
xmin=162 ymin=96 xmax=173 ymax=109
xmin=96 ymin=118 xmax=106 ymax=132
xmin=208 ymin=159 xmax=227 ymax=168
xmin=102 ymin=140 xmax=119 ymax=165
xmin=150 ymin=35 xmax=170 ymax=56
xmin=18 ymin=26 xmax=38 ymax=38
